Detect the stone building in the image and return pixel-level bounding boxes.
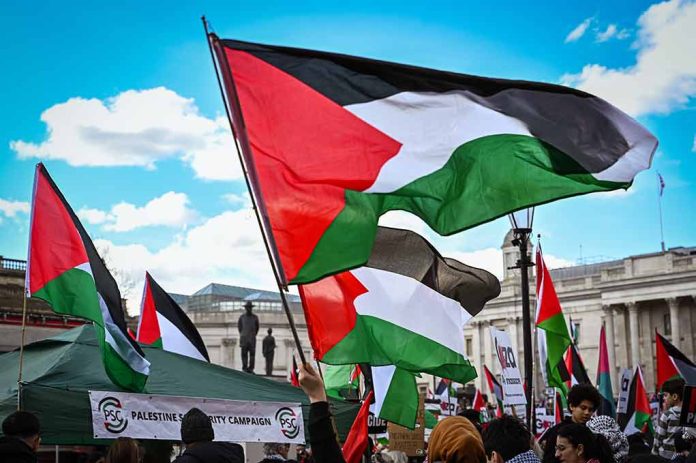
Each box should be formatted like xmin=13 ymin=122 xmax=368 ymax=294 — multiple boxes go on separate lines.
xmin=184 ymin=283 xmax=312 ymax=376
xmin=0 ymin=257 xmax=85 ymax=353
xmin=467 ymin=230 xmax=696 ymax=395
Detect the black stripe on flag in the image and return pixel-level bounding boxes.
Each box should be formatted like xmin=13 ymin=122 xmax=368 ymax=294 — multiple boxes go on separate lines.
xmin=220 ymin=39 xmax=655 ymax=175
xmin=365 ymin=227 xmax=501 ymax=317
xmin=37 ymin=164 xmax=144 ymax=358
xmin=146 ymin=273 xmax=210 ymax=362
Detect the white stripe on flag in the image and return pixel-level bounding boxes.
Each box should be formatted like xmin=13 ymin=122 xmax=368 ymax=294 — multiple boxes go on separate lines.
xmin=157 ymin=312 xmax=207 ymax=361
xmin=352 ymin=267 xmax=468 ymax=355
xmin=346 ymin=91 xmax=532 ymax=194
xmin=370 ymin=365 xmax=397 ymax=418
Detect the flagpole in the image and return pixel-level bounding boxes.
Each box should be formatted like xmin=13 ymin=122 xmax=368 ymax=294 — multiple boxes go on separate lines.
xmin=16 ymin=287 xmax=28 ymax=408
xmin=657 ymin=173 xmax=665 ymax=252
xmin=201 ymin=17 xmax=306 ymax=365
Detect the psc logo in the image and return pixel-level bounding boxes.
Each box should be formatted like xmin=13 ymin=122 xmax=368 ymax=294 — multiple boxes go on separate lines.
xmin=99 ymin=397 xmax=128 ymax=434
xmin=275 ymin=407 xmax=299 ymax=439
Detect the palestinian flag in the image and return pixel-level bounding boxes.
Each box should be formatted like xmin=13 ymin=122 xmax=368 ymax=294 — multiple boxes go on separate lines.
xmin=597 ymin=325 xmax=616 ymax=417
xmin=211 ymin=37 xmax=657 ymax=285
xmin=299 ymin=227 xmax=500 ymax=384
xmin=656 ymin=330 xmax=696 ymax=390
xmin=536 ymin=244 xmax=572 ymax=393
xmin=484 ymin=365 xmax=504 ymax=417
xmin=290 ymin=357 xmax=299 ymax=387
xmin=323 ymin=364 xmax=360 ymax=400
xmin=435 ymin=378 xmax=457 ymax=416
xmin=26 ymin=163 xmax=149 ymax=391
xmin=370 ymin=365 xmax=419 ymax=428
xmin=137 ymin=272 xmax=209 ymax=362
xmin=622 ymin=365 xmax=653 ymax=435
xmin=342 ymin=390 xmax=374 ymax=463
xmin=472 ymin=388 xmax=485 ymax=412
xmin=564 ymin=343 xmax=591 ymax=388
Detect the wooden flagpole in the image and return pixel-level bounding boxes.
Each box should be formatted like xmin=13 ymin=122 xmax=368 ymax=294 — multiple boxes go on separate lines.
xmin=201 ymin=17 xmax=306 ymax=365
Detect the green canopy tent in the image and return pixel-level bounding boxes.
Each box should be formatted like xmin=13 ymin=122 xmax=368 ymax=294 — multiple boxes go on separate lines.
xmin=0 ymin=325 xmax=359 ymax=444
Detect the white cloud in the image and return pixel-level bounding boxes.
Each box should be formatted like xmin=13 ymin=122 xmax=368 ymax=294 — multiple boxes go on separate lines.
xmin=10 ymin=87 xmax=242 ymax=181
xmin=0 ymin=199 xmax=30 ymax=218
xmin=561 ymin=0 xmax=696 ymax=116
xmin=449 ymin=248 xmax=505 ymax=279
xmin=543 ymin=254 xmax=575 ymax=269
xmin=565 ymin=17 xmax=593 ymax=43
xmin=595 ymin=24 xmax=631 ymax=42
xmin=78 ymin=207 xmax=111 ymax=225
xmin=94 ymin=209 xmax=275 ymax=313
xmin=222 ymin=192 xmax=251 ymax=208
xmin=692 ymin=135 xmax=696 ymax=152
xmin=377 ymin=210 xmax=429 ymax=235
xmin=78 ymin=191 xmax=197 ymax=232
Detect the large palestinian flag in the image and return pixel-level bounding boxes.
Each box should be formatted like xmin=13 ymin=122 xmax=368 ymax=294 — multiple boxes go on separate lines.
xmin=622 ymin=365 xmax=652 ymax=435
xmin=536 ymin=244 xmax=572 ymax=393
xmin=597 ymin=325 xmax=616 ymax=417
xmin=137 ymin=272 xmax=209 ymax=362
xmin=299 ymin=227 xmax=500 ymax=384
xmin=211 ymin=37 xmax=658 ymax=285
xmin=655 ymin=330 xmax=696 ymax=390
xmin=26 ymin=163 xmax=149 ymax=391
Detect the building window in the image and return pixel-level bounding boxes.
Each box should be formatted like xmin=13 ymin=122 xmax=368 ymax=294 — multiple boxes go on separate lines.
xmin=465 ymin=337 xmax=473 ymax=357
xmin=572 ymin=322 xmax=581 ymax=344
xmin=664 ymin=313 xmax=672 ymax=336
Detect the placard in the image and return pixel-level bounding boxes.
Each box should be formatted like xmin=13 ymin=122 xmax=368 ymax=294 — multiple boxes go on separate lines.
xmin=490 ymin=326 xmax=527 ymax=406
xmin=617 ymin=368 xmax=632 ymax=414
xmin=680 ymin=385 xmax=696 ymax=427
xmin=388 ymin=394 xmax=425 ymax=457
xmin=89 ymin=391 xmax=304 ymax=443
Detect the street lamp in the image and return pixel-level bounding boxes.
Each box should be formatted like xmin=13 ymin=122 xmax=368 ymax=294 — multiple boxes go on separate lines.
xmin=508 ymin=207 xmax=535 ymax=432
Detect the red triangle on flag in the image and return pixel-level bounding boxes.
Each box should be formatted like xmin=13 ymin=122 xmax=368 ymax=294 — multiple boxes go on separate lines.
xmin=342 ymin=390 xmax=374 ymax=463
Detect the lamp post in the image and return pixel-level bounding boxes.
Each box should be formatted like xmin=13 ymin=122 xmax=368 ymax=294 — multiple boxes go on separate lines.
xmin=508 ymin=208 xmax=535 ymax=432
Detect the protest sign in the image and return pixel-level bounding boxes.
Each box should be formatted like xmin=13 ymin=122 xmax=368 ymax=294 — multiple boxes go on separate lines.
xmin=617 ymin=368 xmax=632 ymax=414
xmin=388 ymin=394 xmax=425 ymax=456
xmin=89 ymin=391 xmax=304 ymax=443
xmin=490 ymin=326 xmax=527 ymax=406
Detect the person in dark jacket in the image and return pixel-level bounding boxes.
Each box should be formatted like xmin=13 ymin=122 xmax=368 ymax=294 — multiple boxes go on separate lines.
xmin=173 ymin=407 xmax=244 ymax=463
xmin=540 ymin=384 xmax=602 ymax=463
xmin=0 ymin=410 xmax=41 ymax=463
xmin=298 ymin=362 xmax=346 ymax=463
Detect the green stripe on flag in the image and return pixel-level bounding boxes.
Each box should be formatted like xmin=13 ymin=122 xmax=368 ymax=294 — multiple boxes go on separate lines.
xmin=296 ymin=134 xmax=625 ymax=283
xmin=378 ymin=368 xmax=419 ymax=429
xmin=322 ymin=315 xmax=477 ymax=384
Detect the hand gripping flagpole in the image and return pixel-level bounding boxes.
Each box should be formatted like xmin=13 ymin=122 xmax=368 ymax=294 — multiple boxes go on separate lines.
xmin=202 ymin=17 xmax=307 ymax=365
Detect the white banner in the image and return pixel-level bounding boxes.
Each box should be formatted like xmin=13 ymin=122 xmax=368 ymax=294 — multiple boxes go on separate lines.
xmin=490 ymin=327 xmax=527 ymax=406
xmin=89 ymin=391 xmax=304 ymax=443
xmin=617 ymin=368 xmax=632 ymax=414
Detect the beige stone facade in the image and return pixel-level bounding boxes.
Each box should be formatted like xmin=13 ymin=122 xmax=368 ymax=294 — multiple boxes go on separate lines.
xmin=467 ymin=231 xmax=696 ymax=396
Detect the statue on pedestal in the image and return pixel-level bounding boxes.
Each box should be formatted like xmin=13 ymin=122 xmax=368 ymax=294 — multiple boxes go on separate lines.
xmin=262 ymin=328 xmax=276 ymax=376
xmin=237 ymin=301 xmax=259 ymax=373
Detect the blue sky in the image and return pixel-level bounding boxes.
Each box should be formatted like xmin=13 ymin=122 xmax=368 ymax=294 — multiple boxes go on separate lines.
xmin=1 ymin=0 xmax=694 ymax=310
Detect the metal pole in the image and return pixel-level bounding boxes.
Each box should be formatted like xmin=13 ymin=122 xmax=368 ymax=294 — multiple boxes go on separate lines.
xmin=201 ymin=17 xmax=306 ymax=364
xmin=657 ymin=174 xmax=666 ymax=252
xmin=518 ymin=233 xmax=534 ymax=432
xmin=17 ymin=288 xmax=29 ymax=407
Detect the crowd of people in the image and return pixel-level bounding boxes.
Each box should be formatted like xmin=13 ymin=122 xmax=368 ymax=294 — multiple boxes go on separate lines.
xmin=0 ymin=370 xmax=694 ymax=463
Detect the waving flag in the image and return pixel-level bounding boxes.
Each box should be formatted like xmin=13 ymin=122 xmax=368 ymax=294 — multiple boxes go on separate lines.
xmin=342 ymin=391 xmax=374 ymax=463
xmin=26 ymin=163 xmax=149 ymax=391
xmin=137 ymin=272 xmax=209 ymax=361
xmin=564 ymin=343 xmax=591 ymax=388
xmin=484 ymin=365 xmax=504 ymax=417
xmin=300 ymin=227 xmax=499 ymax=384
xmin=597 ymin=325 xmax=616 ymax=417
xmin=370 ymin=365 xmax=419 ymax=428
xmin=656 ymin=330 xmax=696 ymax=390
xmin=622 ymin=365 xmax=652 ymax=435
xmin=211 ymin=38 xmax=657 ymax=285
xmin=536 ymin=244 xmax=572 ymax=393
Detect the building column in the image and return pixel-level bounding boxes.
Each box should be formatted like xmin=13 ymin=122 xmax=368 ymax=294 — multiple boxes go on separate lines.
xmin=221 ymin=338 xmax=237 ymax=369
xmin=483 ymin=320 xmax=494 ymax=373
xmin=284 ymin=338 xmax=295 ymax=372
xmin=602 ymin=305 xmax=617 ymax=382
xmin=668 ymin=298 xmax=680 ymax=349
xmin=471 ymin=321 xmax=482 ymax=389
xmin=627 ymin=302 xmax=640 ymax=368
xmin=507 ymin=317 xmax=520 ymax=351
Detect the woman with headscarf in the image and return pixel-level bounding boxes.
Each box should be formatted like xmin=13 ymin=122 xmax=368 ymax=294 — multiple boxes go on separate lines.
xmin=428 ymin=416 xmax=487 ymax=463
xmin=587 ymin=416 xmax=629 ymax=463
